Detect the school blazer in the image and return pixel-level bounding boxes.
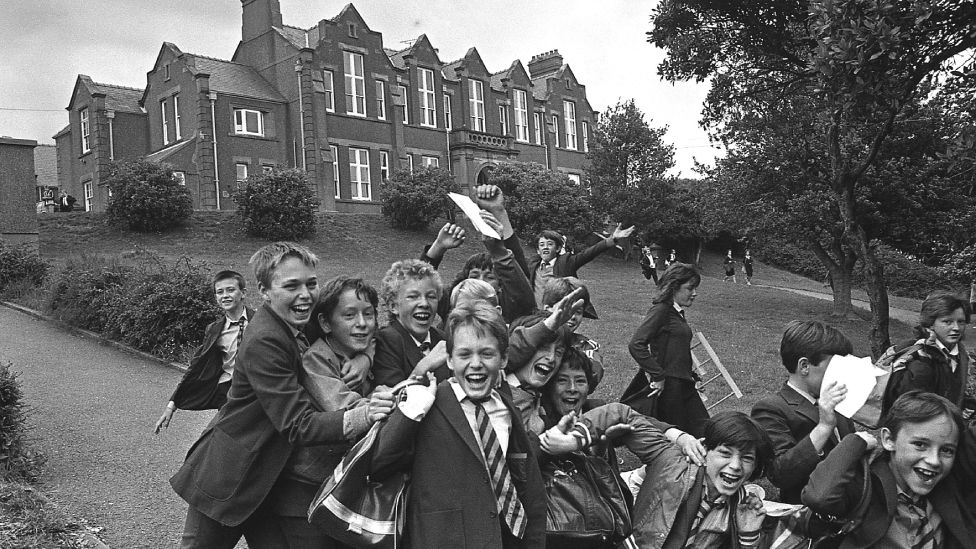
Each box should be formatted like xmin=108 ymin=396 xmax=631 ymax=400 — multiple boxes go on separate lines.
xmin=170 ymin=307 xmax=255 ymax=410
xmin=629 ymin=301 xmax=694 ymax=382
xmin=526 ymin=237 xmax=613 ymax=285
xmin=372 ymin=319 xmax=447 ymax=387
xmin=750 ymin=382 xmax=854 ymax=504
xmin=170 ymin=304 xmax=346 ymax=526
xmin=370 ymin=382 xmax=546 ymax=549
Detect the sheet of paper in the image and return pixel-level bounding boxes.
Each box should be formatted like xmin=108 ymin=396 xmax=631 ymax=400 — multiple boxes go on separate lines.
xmin=763 ymin=501 xmax=805 ymax=517
xmin=448 ymin=192 xmax=500 ymax=239
xmin=821 ymin=354 xmax=886 ymax=418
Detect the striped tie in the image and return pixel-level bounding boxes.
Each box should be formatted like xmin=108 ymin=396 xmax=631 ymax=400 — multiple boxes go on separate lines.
xmin=473 ymin=401 xmax=527 ymax=539
xmin=684 ymin=496 xmax=715 ymax=547
xmin=898 ymin=493 xmax=941 ymax=549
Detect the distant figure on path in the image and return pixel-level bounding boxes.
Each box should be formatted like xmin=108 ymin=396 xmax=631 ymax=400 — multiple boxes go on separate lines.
xmin=58 ymin=190 xmax=76 ymax=212
xmin=663 ymin=248 xmax=677 ymax=269
xmin=640 ymin=246 xmax=658 ymax=284
xmin=743 ymin=250 xmax=754 ymax=285
xmin=723 ymin=249 xmax=737 ymax=283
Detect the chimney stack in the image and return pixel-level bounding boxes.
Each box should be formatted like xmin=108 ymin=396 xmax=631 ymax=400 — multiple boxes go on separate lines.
xmin=527 ymin=49 xmax=563 ymax=79
xmin=241 ymin=0 xmax=283 ymax=42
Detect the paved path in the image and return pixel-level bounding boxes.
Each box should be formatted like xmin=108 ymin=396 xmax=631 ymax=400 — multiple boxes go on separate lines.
xmin=0 ymin=305 xmax=217 ymax=548
xmin=761 ymin=284 xmax=917 ymax=325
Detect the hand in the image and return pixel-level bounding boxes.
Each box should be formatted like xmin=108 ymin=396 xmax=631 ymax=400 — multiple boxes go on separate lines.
xmin=410 ymin=341 xmax=448 ymax=378
xmin=340 ymin=353 xmax=372 ymax=393
xmin=543 ymin=287 xmax=585 ymax=331
xmin=647 ymin=378 xmax=665 ymax=397
xmin=602 ymin=423 xmax=634 ymax=441
xmin=478 ymin=211 xmax=506 ymax=254
xmin=474 ymin=184 xmax=505 ymax=213
xmin=856 ymin=431 xmax=879 ymax=451
xmin=367 ymin=390 xmax=395 ymax=424
xmin=540 ymin=412 xmax=582 ymax=455
xmin=427 ymin=223 xmax=466 ymax=260
xmin=154 ymin=407 xmax=174 ymax=434
xmin=735 ymin=492 xmax=766 ymax=534
xmin=817 ymin=381 xmax=847 ymax=429
xmin=676 ymin=433 xmax=706 ymax=466
xmin=610 ymin=223 xmax=636 ymax=241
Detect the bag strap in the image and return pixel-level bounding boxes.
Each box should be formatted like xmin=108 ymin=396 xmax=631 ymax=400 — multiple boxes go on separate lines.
xmin=837 ymin=456 xmax=873 ymax=535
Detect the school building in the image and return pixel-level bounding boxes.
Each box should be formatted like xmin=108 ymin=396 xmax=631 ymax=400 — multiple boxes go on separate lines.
xmin=54 ymin=0 xmax=598 ymax=213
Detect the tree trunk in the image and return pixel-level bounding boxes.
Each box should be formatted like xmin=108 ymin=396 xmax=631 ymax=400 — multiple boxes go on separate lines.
xmin=828 ymin=265 xmax=855 ymax=317
xmin=694 ymin=238 xmax=703 ymax=264
xmin=854 ymin=232 xmax=891 ymax=358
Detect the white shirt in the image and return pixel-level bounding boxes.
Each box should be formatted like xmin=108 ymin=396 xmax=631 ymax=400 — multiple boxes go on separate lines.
xmin=409 ymin=332 xmax=433 ymax=354
xmin=451 ymin=379 xmax=511 ymax=458
xmin=216 ymin=310 xmax=248 ymax=383
xmin=934 ymin=338 xmax=959 ymax=373
xmin=672 ymin=302 xmax=684 ymax=315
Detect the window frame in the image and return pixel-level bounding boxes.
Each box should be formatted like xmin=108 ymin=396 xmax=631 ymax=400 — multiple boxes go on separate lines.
xmin=234 ymin=108 xmax=265 ymax=137
xmin=348 ymin=147 xmax=371 ymax=201
xmin=173 ymin=171 xmax=186 ymax=185
xmin=380 ymin=150 xmax=390 ymax=180
xmin=513 ymin=89 xmax=529 ymax=142
xmin=80 ymin=108 xmax=91 ymax=153
xmin=407 ymin=154 xmax=414 ymax=173
xmin=343 ymin=51 xmax=366 ymax=117
xmin=235 ymin=162 xmax=249 ymax=186
xmin=161 ymin=99 xmax=169 ymax=145
xmin=83 ymin=181 xmax=93 ymax=211
xmin=551 ymin=115 xmax=560 ymax=148
xmin=498 ymin=105 xmax=509 ymax=136
xmin=533 ymin=112 xmax=542 ymax=145
xmin=563 ymin=101 xmax=577 ymax=150
xmin=331 ymin=145 xmax=340 ymax=199
xmin=582 ymin=121 xmax=590 ymax=153
xmin=324 ymin=70 xmax=335 ymax=113
xmin=419 ymin=68 xmax=437 ymax=128
xmin=421 ymin=155 xmax=439 ymax=168
xmin=173 ymin=94 xmax=182 ymax=140
xmin=468 ymin=79 xmax=485 ymax=132
xmin=443 ymin=93 xmax=452 ymax=130
xmin=397 ymin=85 xmax=409 ymax=124
xmin=375 ymin=80 xmax=386 ymax=120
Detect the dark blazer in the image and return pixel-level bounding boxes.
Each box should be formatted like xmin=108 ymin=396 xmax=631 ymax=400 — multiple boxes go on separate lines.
xmin=170 ymin=303 xmax=346 ymax=527
xmin=750 ymin=382 xmax=854 ymax=503
xmin=372 ymin=319 xmax=448 ymax=387
xmin=170 ymin=307 xmax=255 ymax=410
xmin=370 ymin=382 xmax=546 ymax=549
xmin=527 ymin=237 xmax=613 ymax=287
xmin=883 ymin=337 xmax=969 ymax=415
xmin=629 ymin=301 xmax=694 ymax=382
xmin=802 ymin=434 xmax=976 ymax=549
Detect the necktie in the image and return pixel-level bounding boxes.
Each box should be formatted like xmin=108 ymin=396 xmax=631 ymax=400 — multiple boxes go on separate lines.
xmin=418 ymin=341 xmax=431 ymax=354
xmin=473 ymin=401 xmax=526 ymax=538
xmin=679 ymin=310 xmax=686 ymax=321
xmin=685 ymin=495 xmax=725 ymax=547
xmin=230 ymin=318 xmax=246 ymax=346
xmin=897 ymin=493 xmax=939 ymax=549
xmin=296 ymin=332 xmax=310 ymax=354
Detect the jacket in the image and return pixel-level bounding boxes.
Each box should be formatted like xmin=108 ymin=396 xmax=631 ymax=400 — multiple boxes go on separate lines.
xmin=170 ymin=307 xmax=255 ymax=410
xmin=629 ymin=300 xmax=694 ymax=382
xmin=372 ymin=319 xmax=447 ymax=388
xmin=883 ymin=334 xmax=969 ymax=414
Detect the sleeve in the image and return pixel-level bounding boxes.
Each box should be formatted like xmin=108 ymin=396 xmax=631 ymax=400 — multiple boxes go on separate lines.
xmin=565 ymin=238 xmax=614 ymax=274
xmin=420 ymin=244 xmax=443 ymax=269
xmin=169 ymin=321 xmax=221 ymax=408
xmin=492 ymin=248 xmax=537 ymax=323
xmin=579 ymin=403 xmax=675 ymax=465
xmin=750 ymin=398 xmax=823 ymax=494
xmin=508 ymin=321 xmax=558 ymax=371
xmin=801 ymin=434 xmax=869 ymax=517
xmin=628 ymin=305 xmax=668 ymax=381
xmin=504 ymin=234 xmax=531 ymax=279
xmin=368 ymin=407 xmax=421 ymax=481
xmin=887 ymin=354 xmax=936 ymax=405
xmin=371 ymin=330 xmax=409 ymax=388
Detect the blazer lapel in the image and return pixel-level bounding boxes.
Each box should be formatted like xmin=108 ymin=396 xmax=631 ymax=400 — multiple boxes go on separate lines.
xmin=392 ymin=319 xmax=424 ymax=369
xmin=780 ymin=383 xmax=819 ymax=427
xmin=432 ymin=383 xmax=487 ymax=466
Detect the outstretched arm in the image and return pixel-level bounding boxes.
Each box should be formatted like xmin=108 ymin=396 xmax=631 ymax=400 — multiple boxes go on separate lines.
xmin=421 ymin=223 xmax=466 ymax=268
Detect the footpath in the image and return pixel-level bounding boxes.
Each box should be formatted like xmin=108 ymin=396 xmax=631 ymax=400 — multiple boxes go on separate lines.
xmin=760 ymin=284 xmax=918 ymax=325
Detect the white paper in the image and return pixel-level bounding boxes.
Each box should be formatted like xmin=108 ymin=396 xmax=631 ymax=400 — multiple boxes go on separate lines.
xmin=448 ymin=192 xmax=501 ymax=239
xmin=763 ymin=501 xmax=806 ymax=517
xmin=821 ymin=354 xmax=886 ymax=418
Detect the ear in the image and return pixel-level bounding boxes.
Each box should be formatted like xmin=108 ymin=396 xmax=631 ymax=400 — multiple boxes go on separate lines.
xmin=258 ymin=283 xmax=270 ymax=302
xmin=797 ymin=357 xmax=811 ymax=375
xmin=880 ymin=427 xmax=896 ymax=452
xmin=318 ymin=313 xmax=333 ymax=335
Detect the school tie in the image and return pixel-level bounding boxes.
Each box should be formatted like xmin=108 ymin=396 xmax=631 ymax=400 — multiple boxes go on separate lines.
xmin=897 ymin=493 xmax=940 ymax=549
xmin=418 ymin=341 xmax=431 ymax=355
xmin=296 ymin=331 xmax=310 ymax=354
xmin=229 ymin=318 xmax=246 ymax=346
xmin=685 ymin=495 xmax=726 ymax=547
xmin=473 ymin=400 xmax=527 ymax=539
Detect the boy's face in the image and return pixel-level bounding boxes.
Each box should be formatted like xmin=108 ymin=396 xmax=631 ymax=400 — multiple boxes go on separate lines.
xmin=881 ymin=414 xmax=959 ymax=499
xmin=514 ymin=339 xmax=566 ymax=389
xmin=544 ymin=362 xmax=589 ymax=416
xmin=704 ymin=444 xmax=757 ymax=497
xmin=467 ymin=267 xmax=499 ymax=292
xmin=538 ymin=237 xmax=561 ymax=263
xmin=931 ymin=308 xmax=966 ymax=348
xmin=260 ymin=256 xmax=319 ymax=328
xmin=449 ymin=324 xmax=506 ymax=401
xmin=673 ymin=280 xmax=698 ymax=308
xmin=544 ymin=304 xmax=583 ymax=333
xmin=799 ymin=355 xmax=833 ymax=397
xmin=214 ymin=277 xmax=245 ymax=316
xmin=392 ymin=276 xmax=439 ymax=340
xmin=320 ymin=288 xmax=376 ymax=358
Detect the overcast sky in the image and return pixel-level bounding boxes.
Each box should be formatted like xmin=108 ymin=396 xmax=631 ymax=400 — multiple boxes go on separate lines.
xmin=0 ymin=0 xmax=719 ymax=176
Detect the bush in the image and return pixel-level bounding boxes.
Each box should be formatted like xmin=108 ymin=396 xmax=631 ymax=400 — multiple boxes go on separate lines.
xmin=379 ymin=167 xmax=460 ymax=230
xmin=488 ymin=162 xmax=601 ymax=243
xmin=853 ymin=244 xmax=960 ymax=299
xmin=0 ymin=243 xmax=48 ymax=294
xmin=47 ymin=255 xmax=132 ymax=333
xmin=0 ymin=362 xmax=43 ymax=482
xmin=105 ymin=159 xmax=193 ymax=232
xmin=232 ymin=169 xmax=320 ymax=240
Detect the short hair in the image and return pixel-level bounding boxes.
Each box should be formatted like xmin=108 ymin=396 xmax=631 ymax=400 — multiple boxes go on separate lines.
xmin=541 ymin=277 xmax=585 ymax=308
xmin=654 ymin=263 xmax=701 ymax=304
xmin=212 ymin=269 xmax=246 ymax=291
xmin=780 ymin=320 xmax=853 ymax=373
xmin=445 ymin=301 xmax=509 ymax=357
xmin=537 ymin=230 xmax=565 ymax=250
xmin=380 ymin=259 xmax=443 ymax=319
xmin=450 ymin=252 xmax=493 ymax=289
xmin=702 ymin=411 xmax=774 ymax=481
xmin=450 ymin=278 xmax=498 ymax=309
xmin=558 ymin=346 xmax=598 ymax=393
xmin=248 ymin=242 xmax=318 ymax=289
xmin=882 ymin=390 xmax=963 ymax=440
xmin=919 ymin=291 xmax=971 ymax=328
xmin=505 ymin=312 xmax=572 ymax=372
xmin=306 ymin=276 xmax=378 ymax=343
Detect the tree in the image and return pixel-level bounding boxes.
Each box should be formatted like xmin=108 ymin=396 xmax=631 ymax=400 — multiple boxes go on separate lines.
xmin=232 ymin=169 xmax=320 ymax=239
xmin=105 ymin=159 xmax=193 ymax=232
xmin=378 ymin=167 xmax=460 ymax=230
xmin=651 ymin=0 xmax=976 ymax=355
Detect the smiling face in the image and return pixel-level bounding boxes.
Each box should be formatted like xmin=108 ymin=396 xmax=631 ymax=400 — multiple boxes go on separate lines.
xmin=931 ymin=307 xmax=966 ymax=348
xmin=214 ymin=277 xmax=245 ymax=318
xmin=320 ymin=288 xmax=376 ymax=358
xmin=881 ymin=414 xmax=959 ymax=499
xmin=392 ymin=277 xmax=440 ymax=340
xmin=544 ymin=362 xmax=589 ymax=416
xmin=261 ymin=256 xmax=318 ymax=328
xmin=514 ymin=339 xmax=566 ymax=389
xmin=467 ymin=267 xmax=500 ymax=292
xmin=704 ymin=444 xmax=757 ymax=497
xmin=538 ymin=237 xmax=561 ymax=263
xmin=449 ymin=325 xmax=506 ymax=401
xmin=673 ymin=280 xmax=698 ymax=308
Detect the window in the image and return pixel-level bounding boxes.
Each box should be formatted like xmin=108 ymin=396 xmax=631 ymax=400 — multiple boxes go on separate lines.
xmin=551 ymin=115 xmax=559 ymax=147
xmin=80 ymin=108 xmax=90 ymax=153
xmin=380 ymin=151 xmax=390 ymax=180
xmin=567 ymin=173 xmax=581 ymax=185
xmin=164 ymin=64 xmax=170 ymax=80
xmin=513 ymin=90 xmax=528 ymax=142
xmin=262 ymin=165 xmax=274 ymax=174
xmin=397 ymin=85 xmax=409 ymax=124
xmin=324 ymin=71 xmax=335 ymax=112
xmin=582 ymin=121 xmax=590 ymax=153
xmin=174 ymin=95 xmax=182 ymax=140
xmin=173 ymin=171 xmax=186 ymax=185
xmin=375 ymin=80 xmax=386 ymax=120
xmin=498 ymin=106 xmax=509 ymax=136
xmin=83 ymin=182 xmax=93 ymax=212
xmin=348 ymin=148 xmax=371 ymax=200
xmin=533 ymin=112 xmax=542 ymax=145
xmin=468 ymin=79 xmax=485 ymax=132
xmin=563 ymin=101 xmax=577 ymax=150
xmin=422 ymin=156 xmax=439 ymax=168
xmin=419 ymin=68 xmax=436 ymax=127
xmin=234 ymin=109 xmax=264 ymax=136
xmin=161 ymin=99 xmax=169 ymax=145
xmin=235 ymin=163 xmax=248 ymax=185
xmin=407 ymin=154 xmax=414 ymax=173
xmin=347 ymin=22 xmax=358 ymax=38
xmin=331 ymin=145 xmax=340 ymax=199
xmin=444 ymin=93 xmax=452 ymax=130
xmin=343 ymin=51 xmax=366 ymax=116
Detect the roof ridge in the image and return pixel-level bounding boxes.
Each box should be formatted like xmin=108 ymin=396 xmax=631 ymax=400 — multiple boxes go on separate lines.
xmin=281 ymin=23 xmax=314 ymax=32
xmin=91 ymin=81 xmax=145 ymax=92
xmin=185 ymin=52 xmax=248 ymax=66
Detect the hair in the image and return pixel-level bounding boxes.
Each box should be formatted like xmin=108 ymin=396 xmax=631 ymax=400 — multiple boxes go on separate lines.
xmin=558 ymin=346 xmax=598 ymax=393
xmin=305 ymin=276 xmax=378 ymax=343
xmin=653 ymin=263 xmax=701 ymax=304
xmin=918 ymin=291 xmax=971 ymax=328
xmin=505 ymin=312 xmax=571 ymax=372
xmin=537 ymin=230 xmax=565 ymax=250
xmin=212 ymin=269 xmax=246 ymax=291
xmin=541 ymin=276 xmax=587 ymax=309
xmin=450 ymin=278 xmax=498 ymax=309
xmin=779 ymin=320 xmax=853 ymax=373
xmin=248 ymin=242 xmax=318 ymax=289
xmin=881 ymin=390 xmax=963 ymax=440
xmin=702 ymin=411 xmax=774 ymax=481
xmin=445 ymin=301 xmax=509 ymax=357
xmin=450 ymin=252 xmax=493 ymax=290
xmin=380 ymin=259 xmax=443 ymax=320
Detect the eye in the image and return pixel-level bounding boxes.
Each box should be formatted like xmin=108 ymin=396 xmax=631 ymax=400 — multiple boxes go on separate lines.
xmin=941 ymin=447 xmax=956 ymax=458
xmin=912 ymin=441 xmax=928 ymax=450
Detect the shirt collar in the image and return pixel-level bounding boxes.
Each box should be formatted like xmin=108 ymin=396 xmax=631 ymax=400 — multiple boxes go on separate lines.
xmin=934 ymin=337 xmax=959 ymax=357
xmin=409 ymin=331 xmax=432 ymax=349
xmin=786 ymin=381 xmax=818 ymax=405
xmin=450 ymin=377 xmax=500 ymax=404
xmin=223 ymin=309 xmax=248 ymax=328
xmin=673 ymin=302 xmax=684 ymax=315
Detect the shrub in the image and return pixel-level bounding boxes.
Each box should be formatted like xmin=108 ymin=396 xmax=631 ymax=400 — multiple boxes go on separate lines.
xmin=379 ymin=167 xmax=460 ymax=230
xmin=853 ymin=244 xmax=960 ymax=299
xmin=0 ymin=243 xmax=48 ymax=294
xmin=0 ymin=362 xmax=43 ymax=482
xmin=232 ymin=169 xmax=320 ymax=240
xmin=47 ymin=255 xmax=132 ymax=333
xmin=105 ymin=159 xmax=193 ymax=232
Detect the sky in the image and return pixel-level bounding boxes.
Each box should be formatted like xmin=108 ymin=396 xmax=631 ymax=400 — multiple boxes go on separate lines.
xmin=0 ymin=0 xmax=720 ymax=176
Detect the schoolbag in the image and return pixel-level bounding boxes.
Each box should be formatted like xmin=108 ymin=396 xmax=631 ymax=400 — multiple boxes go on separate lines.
xmin=849 ymin=342 xmax=923 ymax=429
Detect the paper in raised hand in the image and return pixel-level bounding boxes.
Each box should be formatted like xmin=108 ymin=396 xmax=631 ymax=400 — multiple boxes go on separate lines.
xmin=448 ymin=192 xmax=501 ymax=239
xmin=822 ymin=354 xmax=886 ymax=418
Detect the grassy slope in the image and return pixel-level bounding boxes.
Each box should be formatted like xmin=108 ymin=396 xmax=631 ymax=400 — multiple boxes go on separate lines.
xmin=35 ymin=212 xmax=916 ymax=416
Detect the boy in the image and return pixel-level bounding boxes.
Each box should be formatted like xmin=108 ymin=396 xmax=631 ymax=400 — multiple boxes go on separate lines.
xmin=640 ymin=245 xmax=659 ymax=284
xmin=171 ymin=242 xmax=394 ymax=548
xmin=802 ymin=392 xmax=975 ymax=548
xmin=369 ymin=302 xmax=547 ymax=549
xmin=154 ymin=270 xmax=253 ymax=434
xmin=750 ymin=320 xmax=856 ymax=503
xmin=541 ymin=277 xmax=605 ymax=387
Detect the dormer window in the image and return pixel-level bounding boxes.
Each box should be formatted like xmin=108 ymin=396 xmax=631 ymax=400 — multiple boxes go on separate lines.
xmin=348 ymin=22 xmax=358 ymax=38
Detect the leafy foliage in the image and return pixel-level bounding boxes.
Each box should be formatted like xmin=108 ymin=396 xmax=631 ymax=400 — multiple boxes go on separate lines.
xmin=232 ymin=169 xmax=320 ymax=240
xmin=0 ymin=243 xmax=48 ymax=294
xmin=379 ymin=167 xmax=460 ymax=230
xmin=0 ymin=362 xmax=43 ymax=482
xmin=105 ymin=159 xmax=193 ymax=232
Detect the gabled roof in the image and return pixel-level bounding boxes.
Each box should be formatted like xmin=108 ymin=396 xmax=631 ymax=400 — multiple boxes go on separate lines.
xmin=34 ymin=145 xmax=57 ymax=187
xmin=68 ymin=75 xmax=145 ymax=114
xmin=441 ymin=57 xmax=464 ymax=81
xmin=52 ymin=125 xmax=70 ymax=139
xmin=530 ymin=76 xmax=550 ymax=101
xmin=387 ymin=45 xmax=411 ymax=70
xmin=185 ymin=53 xmax=286 ymax=102
xmin=278 ymin=24 xmax=319 ymax=49
xmin=145 ymin=132 xmax=197 ymax=162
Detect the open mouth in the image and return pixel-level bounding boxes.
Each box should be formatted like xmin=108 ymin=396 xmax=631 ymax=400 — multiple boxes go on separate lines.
xmin=292 ymin=303 xmax=311 ymax=317
xmin=561 ymin=396 xmax=580 ymax=408
xmin=465 ymin=372 xmax=489 ymax=387
xmin=718 ymin=472 xmax=742 ymax=487
xmin=914 ymin=467 xmax=939 ymax=484
xmin=412 ymin=311 xmax=431 ymax=323
xmin=533 ymin=362 xmax=553 ymax=380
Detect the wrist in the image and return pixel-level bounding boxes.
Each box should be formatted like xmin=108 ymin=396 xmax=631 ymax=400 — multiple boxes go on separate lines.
xmin=166 ymin=401 xmax=176 ymax=411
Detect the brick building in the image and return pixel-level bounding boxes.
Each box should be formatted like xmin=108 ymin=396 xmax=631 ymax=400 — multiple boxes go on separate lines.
xmin=56 ymin=0 xmax=597 ymax=212
xmin=0 ymin=138 xmax=40 ymax=246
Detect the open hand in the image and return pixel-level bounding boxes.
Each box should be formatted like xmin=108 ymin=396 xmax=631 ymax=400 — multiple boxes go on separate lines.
xmin=817 ymin=381 xmax=847 ymax=429
xmin=154 ymin=407 xmax=175 ymax=434
xmin=735 ymin=492 xmax=766 ymax=534
xmin=543 ymin=287 xmax=585 ymax=331
xmin=540 ymin=411 xmax=582 ymax=455
xmin=611 ymin=223 xmax=636 ymax=241
xmin=435 ymin=223 xmax=466 ymax=250
xmin=676 ymin=433 xmax=706 ymax=466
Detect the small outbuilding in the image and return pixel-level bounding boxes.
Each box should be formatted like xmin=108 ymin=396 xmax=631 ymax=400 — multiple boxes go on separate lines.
xmin=0 ymin=137 xmax=40 ymax=248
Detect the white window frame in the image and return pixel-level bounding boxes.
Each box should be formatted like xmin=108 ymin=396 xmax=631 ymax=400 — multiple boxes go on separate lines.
xmin=444 ymin=93 xmax=452 ymax=130
xmin=331 ymin=145 xmax=340 ymax=199
xmin=468 ymin=79 xmax=485 ymax=132
xmin=343 ymin=51 xmax=366 ymax=116
xmin=564 ymin=101 xmax=577 ymax=150
xmin=421 ymin=155 xmax=439 ymax=168
xmin=498 ymin=105 xmax=509 ymax=136
xmin=173 ymin=171 xmax=186 ymax=185
xmin=83 ymin=181 xmax=93 ymax=211
xmin=80 ymin=108 xmax=91 ymax=153
xmin=380 ymin=150 xmax=390 ymax=180
xmin=582 ymin=121 xmax=590 ymax=153
xmin=174 ymin=95 xmax=182 ymax=140
xmin=397 ymin=85 xmax=409 ymax=124
xmin=419 ymin=68 xmax=437 ymax=127
xmin=324 ymin=70 xmax=335 ymax=113
xmin=375 ymin=80 xmax=386 ymax=120
xmin=262 ymin=165 xmax=274 ymax=174
xmin=533 ymin=112 xmax=542 ymax=145
xmin=513 ymin=90 xmax=529 ymax=142
xmin=161 ymin=99 xmax=169 ymax=145
xmin=407 ymin=154 xmax=414 ymax=173
xmin=234 ymin=109 xmax=264 ymax=136
xmin=567 ymin=173 xmax=581 ymax=185
xmin=551 ymin=115 xmax=560 ymax=148
xmin=348 ymin=147 xmax=371 ymax=201
xmin=235 ymin=163 xmax=248 ymax=185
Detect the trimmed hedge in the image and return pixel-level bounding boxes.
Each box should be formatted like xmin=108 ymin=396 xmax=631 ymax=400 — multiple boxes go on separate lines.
xmin=233 ymin=169 xmax=320 ymax=240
